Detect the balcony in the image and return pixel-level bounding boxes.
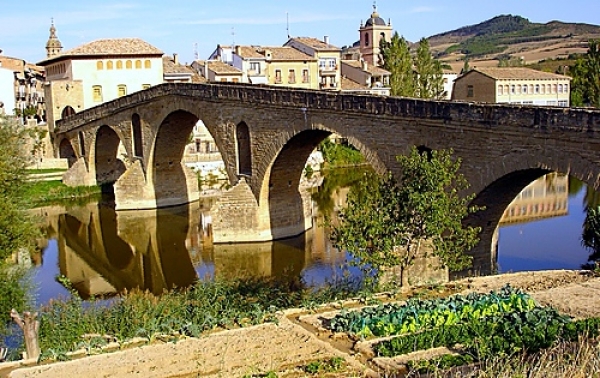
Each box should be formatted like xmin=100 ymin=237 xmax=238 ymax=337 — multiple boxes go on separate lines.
xmin=319 ymin=67 xmax=337 ymax=76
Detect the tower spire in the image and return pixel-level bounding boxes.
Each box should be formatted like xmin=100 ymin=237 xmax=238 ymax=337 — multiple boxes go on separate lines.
xmin=46 ymin=18 xmax=63 ymax=58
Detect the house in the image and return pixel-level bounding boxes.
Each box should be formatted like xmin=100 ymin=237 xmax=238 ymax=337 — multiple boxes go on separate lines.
xmin=452 ymin=67 xmax=571 ymax=107
xmin=262 ymin=47 xmax=318 ymax=89
xmin=284 ymin=37 xmax=341 ymax=90
xmin=0 ymin=66 xmax=15 ymax=116
xmin=341 ymin=59 xmax=390 ymax=95
xmin=163 ymin=54 xmax=205 ymax=84
xmin=38 ymin=24 xmax=164 ymax=131
xmin=0 ymin=53 xmax=46 ymax=120
xmin=191 ymin=59 xmax=243 ymax=83
xmin=208 ymin=45 xmax=235 ymax=65
xmin=441 ymin=70 xmax=458 ymax=100
xmin=231 ymin=46 xmax=268 ymax=84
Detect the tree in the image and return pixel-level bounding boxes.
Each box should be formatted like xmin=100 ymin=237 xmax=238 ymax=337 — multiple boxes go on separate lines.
xmin=461 ymin=59 xmax=471 ymax=75
xmin=331 ymin=147 xmax=481 ymax=287
xmin=570 ymin=39 xmax=600 ymax=108
xmin=414 ymin=38 xmax=444 ymax=99
xmin=381 ymin=32 xmax=415 ymax=97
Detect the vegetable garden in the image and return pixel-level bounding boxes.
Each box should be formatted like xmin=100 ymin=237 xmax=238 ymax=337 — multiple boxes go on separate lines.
xmin=324 ymin=284 xmax=600 ymax=374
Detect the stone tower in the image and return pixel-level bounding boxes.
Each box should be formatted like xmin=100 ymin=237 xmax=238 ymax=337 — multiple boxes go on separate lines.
xmin=46 ymin=19 xmax=63 ymax=58
xmin=359 ymin=3 xmax=392 ymax=66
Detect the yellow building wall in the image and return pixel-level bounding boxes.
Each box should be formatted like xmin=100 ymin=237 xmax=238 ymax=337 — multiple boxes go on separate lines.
xmin=266 ymin=60 xmax=319 ymax=90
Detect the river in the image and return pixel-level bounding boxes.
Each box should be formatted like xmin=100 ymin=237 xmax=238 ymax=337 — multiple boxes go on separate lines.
xmin=27 ymin=170 xmax=598 ymax=306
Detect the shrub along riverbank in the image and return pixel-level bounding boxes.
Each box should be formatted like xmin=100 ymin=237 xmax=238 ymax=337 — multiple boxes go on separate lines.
xmin=21 ymin=180 xmax=102 ymax=208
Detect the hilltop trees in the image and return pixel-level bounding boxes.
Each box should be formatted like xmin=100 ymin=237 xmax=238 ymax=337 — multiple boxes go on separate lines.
xmin=570 ymin=39 xmax=600 ymax=108
xmin=331 ymin=147 xmax=481 ymax=287
xmin=380 ymin=34 xmax=444 ymax=99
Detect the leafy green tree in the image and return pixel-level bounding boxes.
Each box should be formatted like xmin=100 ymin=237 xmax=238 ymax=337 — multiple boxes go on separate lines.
xmin=414 ymin=38 xmax=444 ymax=99
xmin=331 ymin=147 xmax=481 ymax=287
xmin=381 ymin=32 xmax=415 ymax=97
xmin=582 ymin=205 xmax=600 ymax=264
xmin=570 ymin=39 xmax=600 ymax=108
xmin=461 ymin=59 xmax=471 ymax=75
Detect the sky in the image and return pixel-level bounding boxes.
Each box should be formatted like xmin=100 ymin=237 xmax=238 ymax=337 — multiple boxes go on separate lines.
xmin=1 ymin=0 xmax=599 ymax=65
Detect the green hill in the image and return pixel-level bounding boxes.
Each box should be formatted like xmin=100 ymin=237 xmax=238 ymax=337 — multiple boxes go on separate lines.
xmin=427 ymin=15 xmax=600 ymax=60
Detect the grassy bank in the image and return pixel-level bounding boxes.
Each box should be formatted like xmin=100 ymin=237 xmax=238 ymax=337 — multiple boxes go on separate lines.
xmin=21 ymin=180 xmax=102 ymax=208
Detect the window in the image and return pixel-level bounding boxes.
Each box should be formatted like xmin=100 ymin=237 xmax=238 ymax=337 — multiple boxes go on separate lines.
xmin=249 ymin=62 xmax=261 ymax=74
xmin=540 ymin=84 xmax=545 ymax=94
xmin=220 ymin=78 xmax=227 ymax=82
xmin=329 ymin=59 xmax=336 ymax=69
xmin=126 ymin=60 xmax=132 ymax=69
xmin=558 ymin=84 xmax=563 ymax=93
xmin=498 ymin=85 xmax=503 ymax=95
xmin=529 ymin=85 xmax=534 ymax=94
xmin=511 ymin=85 xmax=516 ymax=94
xmin=558 ymin=100 xmax=568 ymax=107
xmin=97 ymin=61 xmax=104 ymax=70
xmin=522 ymin=85 xmax=527 ymax=94
xmin=364 ymin=32 xmax=369 ymax=47
xmin=117 ymin=84 xmax=127 ymax=97
xmin=535 ymin=84 xmax=540 ymax=94
xmin=288 ymin=69 xmax=296 ymax=84
xmin=275 ymin=69 xmax=282 ymax=84
xmin=144 ymin=60 xmax=151 ymax=69
xmin=92 ymin=85 xmax=103 ymax=102
xmin=116 ymin=60 xmax=123 ymax=69
xmin=142 ymin=84 xmax=151 ymax=90
xmin=302 ymin=69 xmax=309 ymax=83
xmin=232 ymin=78 xmax=239 ymax=83
xmin=135 ymin=60 xmax=142 ymax=69
xmin=564 ymin=83 xmax=569 ymax=93
xmin=107 ymin=61 xmax=113 ymax=70
xmin=467 ymin=85 xmax=474 ymax=98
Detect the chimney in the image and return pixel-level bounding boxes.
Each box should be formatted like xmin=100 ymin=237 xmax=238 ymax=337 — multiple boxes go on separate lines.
xmin=323 ymin=36 xmax=330 ymax=45
xmin=173 ymin=53 xmax=179 ymax=65
xmin=265 ymin=49 xmax=272 ymax=61
xmin=234 ymin=45 xmax=241 ymax=56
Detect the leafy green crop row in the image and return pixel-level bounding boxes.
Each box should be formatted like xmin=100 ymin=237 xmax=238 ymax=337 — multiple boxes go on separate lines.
xmin=328 ymin=284 xmax=535 ymax=337
xmin=376 ymin=309 xmax=600 ymax=360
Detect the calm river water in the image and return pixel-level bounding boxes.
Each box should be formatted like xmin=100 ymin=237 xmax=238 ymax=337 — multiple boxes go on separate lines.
xmin=28 ymin=171 xmax=597 ymax=306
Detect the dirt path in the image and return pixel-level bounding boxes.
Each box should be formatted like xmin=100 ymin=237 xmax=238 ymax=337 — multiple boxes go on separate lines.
xmin=6 ymin=270 xmax=600 ymax=378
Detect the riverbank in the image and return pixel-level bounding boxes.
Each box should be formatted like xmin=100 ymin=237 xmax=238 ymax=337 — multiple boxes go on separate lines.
xmin=5 ymin=270 xmax=600 ymax=378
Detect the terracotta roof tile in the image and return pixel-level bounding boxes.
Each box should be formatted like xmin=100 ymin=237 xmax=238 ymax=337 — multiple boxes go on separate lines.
xmin=342 ymin=60 xmax=390 ymax=75
xmin=473 ymin=67 xmax=571 ymax=81
xmin=288 ymin=37 xmax=340 ymax=51
xmin=341 ymin=77 xmax=368 ymax=90
xmin=264 ymin=47 xmax=315 ymax=61
xmin=235 ymin=46 xmax=265 ymax=59
xmin=64 ymin=38 xmax=162 ymax=56
xmin=162 ymin=56 xmax=194 ymax=75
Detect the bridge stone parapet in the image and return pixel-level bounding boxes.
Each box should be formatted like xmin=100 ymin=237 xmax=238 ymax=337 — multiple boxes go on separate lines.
xmin=56 ymin=83 xmax=600 ymax=135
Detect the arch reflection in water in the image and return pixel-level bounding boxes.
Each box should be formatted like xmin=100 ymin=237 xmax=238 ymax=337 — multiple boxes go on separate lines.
xmin=39 ymin=199 xmax=344 ymax=302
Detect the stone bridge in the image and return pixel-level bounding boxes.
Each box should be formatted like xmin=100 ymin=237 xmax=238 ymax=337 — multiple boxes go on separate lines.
xmin=54 ymin=83 xmax=600 ymax=273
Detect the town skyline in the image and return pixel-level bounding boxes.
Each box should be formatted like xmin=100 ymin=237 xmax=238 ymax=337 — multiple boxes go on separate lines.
xmin=2 ymin=0 xmax=599 ymax=65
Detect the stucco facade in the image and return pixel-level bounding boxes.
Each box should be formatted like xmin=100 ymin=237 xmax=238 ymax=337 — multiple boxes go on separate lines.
xmin=284 ymin=37 xmax=341 ymax=91
xmin=452 ymin=67 xmax=571 ymax=107
xmin=0 ymin=67 xmax=15 ymax=115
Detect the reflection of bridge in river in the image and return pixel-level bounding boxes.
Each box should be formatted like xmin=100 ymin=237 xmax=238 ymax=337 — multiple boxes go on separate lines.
xmin=37 ymin=201 xmax=326 ymax=299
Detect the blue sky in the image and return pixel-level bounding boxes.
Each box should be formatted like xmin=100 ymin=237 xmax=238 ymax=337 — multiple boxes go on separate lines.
xmin=1 ymin=0 xmax=599 ymax=65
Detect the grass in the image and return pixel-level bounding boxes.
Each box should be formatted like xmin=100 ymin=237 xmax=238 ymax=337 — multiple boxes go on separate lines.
xmin=36 ymin=276 xmax=364 ymax=360
xmin=423 ymin=338 xmax=600 ymax=377
xmin=20 ymin=180 xmax=102 ymax=208
xmin=25 ymin=168 xmax=68 ymax=174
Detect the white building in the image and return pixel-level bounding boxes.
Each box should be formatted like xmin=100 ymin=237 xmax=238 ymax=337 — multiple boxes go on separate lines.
xmin=0 ymin=66 xmax=15 ymax=115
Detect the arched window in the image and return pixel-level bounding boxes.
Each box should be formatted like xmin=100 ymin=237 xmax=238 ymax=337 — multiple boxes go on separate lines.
xmin=498 ymin=85 xmax=503 ymax=95
xmin=78 ymin=131 xmax=86 ymax=156
xmin=135 ymin=60 xmax=142 ymax=69
xmin=364 ymin=32 xmax=370 ymax=47
xmin=236 ymin=122 xmax=251 ymax=176
xmin=116 ymin=60 xmax=123 ymax=69
xmin=132 ymin=113 xmax=143 ymax=158
xmin=126 ymin=60 xmax=132 ymax=69
xmin=61 ymin=106 xmax=76 ymax=119
xmin=117 ymin=84 xmax=127 ymax=97
xmin=558 ymin=84 xmax=563 ymax=93
xmin=97 ymin=61 xmax=104 ymax=70
xmin=107 ymin=61 xmax=113 ymax=70
xmin=144 ymin=60 xmax=151 ymax=69
xmin=92 ymin=85 xmax=103 ymax=102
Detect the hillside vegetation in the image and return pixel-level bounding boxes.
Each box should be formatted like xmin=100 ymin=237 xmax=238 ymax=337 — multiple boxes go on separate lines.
xmin=424 ymin=15 xmax=600 ymax=71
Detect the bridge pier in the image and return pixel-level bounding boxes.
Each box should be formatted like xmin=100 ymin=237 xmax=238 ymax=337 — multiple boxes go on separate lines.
xmin=211 ymin=179 xmax=313 ymax=243
xmin=62 ymin=157 xmax=96 ymax=187
xmin=113 ymin=161 xmax=200 ymax=210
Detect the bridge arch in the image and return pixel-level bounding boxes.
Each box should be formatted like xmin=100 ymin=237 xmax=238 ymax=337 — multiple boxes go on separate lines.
xmin=148 ymin=109 xmax=200 ymax=208
xmin=58 ymin=138 xmax=77 ymax=168
xmin=464 ymin=147 xmax=600 ymax=275
xmin=92 ymin=125 xmax=126 ymax=185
